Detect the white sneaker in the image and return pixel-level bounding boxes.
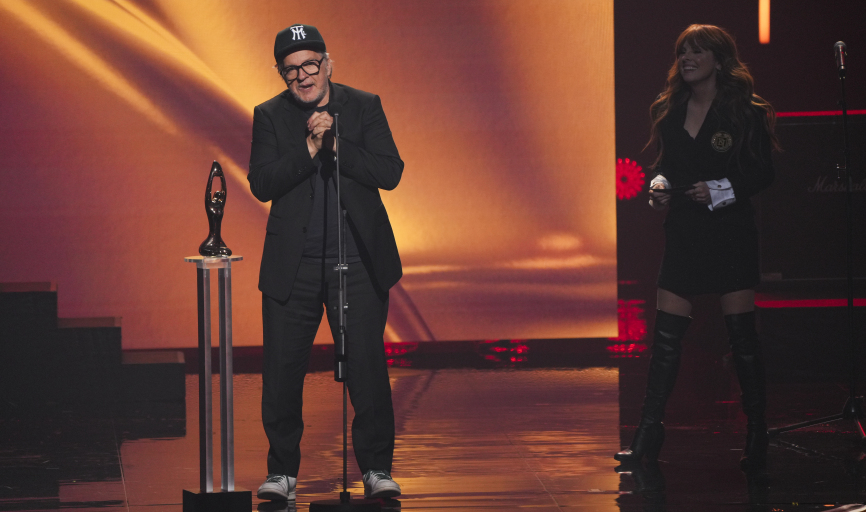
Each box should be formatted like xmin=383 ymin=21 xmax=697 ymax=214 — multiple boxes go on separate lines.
xmin=362 ymin=469 xmax=401 ymax=498
xmin=257 ymin=474 xmax=297 ymax=501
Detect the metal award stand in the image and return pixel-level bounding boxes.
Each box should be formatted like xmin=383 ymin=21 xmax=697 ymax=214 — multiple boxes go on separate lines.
xmin=769 ymin=42 xmax=866 ymax=447
xmin=182 ymin=255 xmax=252 ymax=512
xmin=310 ymin=107 xmax=381 ymax=512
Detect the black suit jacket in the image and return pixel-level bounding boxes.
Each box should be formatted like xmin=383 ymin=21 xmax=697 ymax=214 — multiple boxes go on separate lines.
xmin=248 ymin=82 xmax=404 ymax=301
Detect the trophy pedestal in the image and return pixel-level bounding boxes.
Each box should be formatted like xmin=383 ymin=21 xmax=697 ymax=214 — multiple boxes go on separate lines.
xmin=183 ymin=256 xmax=248 ymax=512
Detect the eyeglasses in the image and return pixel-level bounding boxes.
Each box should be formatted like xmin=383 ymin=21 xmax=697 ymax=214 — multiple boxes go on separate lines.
xmin=278 ymin=56 xmax=325 ymax=83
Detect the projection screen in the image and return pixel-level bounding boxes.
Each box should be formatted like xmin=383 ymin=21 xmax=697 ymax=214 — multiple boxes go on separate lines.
xmin=0 ymin=0 xmax=616 ymax=348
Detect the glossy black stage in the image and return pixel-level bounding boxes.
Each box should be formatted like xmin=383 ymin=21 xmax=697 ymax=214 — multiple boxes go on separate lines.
xmin=2 ymin=290 xmax=866 ymax=511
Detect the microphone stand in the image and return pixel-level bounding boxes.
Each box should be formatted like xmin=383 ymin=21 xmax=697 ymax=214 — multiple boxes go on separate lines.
xmin=768 ymin=43 xmax=866 ymax=447
xmin=310 ymin=105 xmax=381 ymax=512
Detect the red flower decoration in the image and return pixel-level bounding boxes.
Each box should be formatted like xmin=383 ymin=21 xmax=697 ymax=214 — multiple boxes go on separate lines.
xmin=608 ymin=299 xmax=648 ymax=342
xmin=616 ymin=158 xmax=645 ymax=200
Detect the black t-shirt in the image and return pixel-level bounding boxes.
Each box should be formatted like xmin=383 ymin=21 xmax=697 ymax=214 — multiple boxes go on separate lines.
xmin=301 ymin=105 xmax=361 ymax=262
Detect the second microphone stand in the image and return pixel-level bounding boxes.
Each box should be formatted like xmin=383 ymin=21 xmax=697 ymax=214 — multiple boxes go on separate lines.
xmin=768 ymin=42 xmax=866 ymax=447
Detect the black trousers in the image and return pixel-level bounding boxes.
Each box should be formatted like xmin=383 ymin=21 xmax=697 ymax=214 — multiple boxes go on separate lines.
xmin=261 ymin=259 xmax=395 ymax=477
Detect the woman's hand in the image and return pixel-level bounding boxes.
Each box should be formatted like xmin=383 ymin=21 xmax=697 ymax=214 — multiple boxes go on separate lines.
xmin=685 ymin=181 xmax=711 ymax=205
xmin=649 ymin=184 xmax=671 ymax=210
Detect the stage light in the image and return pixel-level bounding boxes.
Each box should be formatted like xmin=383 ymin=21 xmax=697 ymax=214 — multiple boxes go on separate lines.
xmin=606 ymin=343 xmax=648 ymax=358
xmin=384 ymin=342 xmax=419 ymax=357
xmin=616 ymin=158 xmax=645 ymax=200
xmin=477 ymin=339 xmax=530 ymax=364
xmin=759 ymin=0 xmax=770 ymax=44
xmin=608 ymin=299 xmax=648 ymax=342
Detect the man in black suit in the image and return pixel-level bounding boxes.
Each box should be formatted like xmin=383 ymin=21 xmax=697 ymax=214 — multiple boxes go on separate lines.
xmin=248 ymin=24 xmax=403 ymax=502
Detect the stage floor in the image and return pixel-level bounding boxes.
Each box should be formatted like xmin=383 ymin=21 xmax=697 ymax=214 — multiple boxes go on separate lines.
xmin=3 ymin=342 xmax=866 ymax=512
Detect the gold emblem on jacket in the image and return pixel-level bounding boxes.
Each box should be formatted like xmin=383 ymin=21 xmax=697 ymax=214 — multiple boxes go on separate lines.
xmin=711 ymin=131 xmax=733 ymax=152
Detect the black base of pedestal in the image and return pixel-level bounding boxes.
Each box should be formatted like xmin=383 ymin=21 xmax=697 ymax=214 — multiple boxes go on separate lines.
xmin=309 ymin=497 xmax=382 ymax=511
xmin=182 ymin=488 xmax=252 ymax=512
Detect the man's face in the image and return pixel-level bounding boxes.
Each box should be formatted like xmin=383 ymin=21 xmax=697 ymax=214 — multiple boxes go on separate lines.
xmin=282 ymin=50 xmax=331 ymax=107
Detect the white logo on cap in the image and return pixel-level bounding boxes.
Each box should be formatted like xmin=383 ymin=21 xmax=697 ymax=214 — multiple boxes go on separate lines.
xmin=291 ymin=26 xmax=307 ymax=40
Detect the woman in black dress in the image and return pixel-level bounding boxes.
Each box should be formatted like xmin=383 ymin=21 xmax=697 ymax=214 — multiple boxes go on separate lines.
xmin=615 ymin=24 xmax=778 ymax=470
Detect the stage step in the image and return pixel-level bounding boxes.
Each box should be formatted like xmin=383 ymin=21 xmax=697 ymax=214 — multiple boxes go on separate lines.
xmin=0 ymin=283 xmax=61 ymax=407
xmin=0 ymin=283 xmax=185 ymax=411
xmin=56 ymin=317 xmax=123 ymax=403
xmin=0 ymin=285 xmax=187 ymax=458
xmin=122 ymin=350 xmax=186 ymax=404
xmin=0 ymin=282 xmax=58 ymax=331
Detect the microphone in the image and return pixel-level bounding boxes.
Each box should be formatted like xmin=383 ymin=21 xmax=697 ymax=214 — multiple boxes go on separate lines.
xmin=835 ymin=41 xmax=847 ymax=77
xmin=325 ymin=101 xmax=343 ymax=155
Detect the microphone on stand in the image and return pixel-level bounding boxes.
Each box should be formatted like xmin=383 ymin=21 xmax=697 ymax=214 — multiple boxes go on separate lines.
xmin=835 ymin=41 xmax=847 ymax=78
xmin=328 ymin=101 xmax=344 ymax=119
xmin=327 ymin=101 xmax=344 ymax=155
xmin=329 ymin=99 xmax=348 ymax=383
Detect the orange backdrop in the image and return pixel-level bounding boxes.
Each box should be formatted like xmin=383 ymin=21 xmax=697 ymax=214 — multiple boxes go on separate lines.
xmin=0 ymin=0 xmax=616 ymax=348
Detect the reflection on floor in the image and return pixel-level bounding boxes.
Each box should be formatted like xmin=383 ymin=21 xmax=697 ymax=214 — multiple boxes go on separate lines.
xmin=4 ymin=304 xmax=866 ymax=510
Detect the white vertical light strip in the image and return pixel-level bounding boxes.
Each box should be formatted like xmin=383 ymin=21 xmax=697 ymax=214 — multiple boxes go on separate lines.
xmin=759 ymin=0 xmax=771 ymax=44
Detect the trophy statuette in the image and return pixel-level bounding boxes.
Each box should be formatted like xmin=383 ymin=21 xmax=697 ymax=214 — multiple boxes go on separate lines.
xmin=199 ymin=160 xmax=232 ymax=257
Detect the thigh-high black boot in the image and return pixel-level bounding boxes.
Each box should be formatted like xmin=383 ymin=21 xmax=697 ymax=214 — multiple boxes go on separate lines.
xmin=615 ymin=310 xmax=691 ymax=462
xmin=725 ymin=311 xmax=768 ymax=470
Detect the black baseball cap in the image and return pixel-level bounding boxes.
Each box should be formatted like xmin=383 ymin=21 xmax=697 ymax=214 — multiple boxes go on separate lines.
xmin=274 ymin=24 xmax=326 ymax=63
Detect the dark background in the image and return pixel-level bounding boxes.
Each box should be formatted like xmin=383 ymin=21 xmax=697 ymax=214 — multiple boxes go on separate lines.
xmin=612 ymin=0 xmax=866 ymax=429
xmin=614 ymin=0 xmax=866 ymax=299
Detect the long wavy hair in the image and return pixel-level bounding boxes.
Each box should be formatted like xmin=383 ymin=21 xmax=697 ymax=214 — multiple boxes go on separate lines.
xmin=647 ymin=24 xmax=779 ymax=169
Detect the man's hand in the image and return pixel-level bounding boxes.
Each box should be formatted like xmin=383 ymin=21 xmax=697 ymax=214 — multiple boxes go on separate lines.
xmin=306 ymin=111 xmax=335 ymax=158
